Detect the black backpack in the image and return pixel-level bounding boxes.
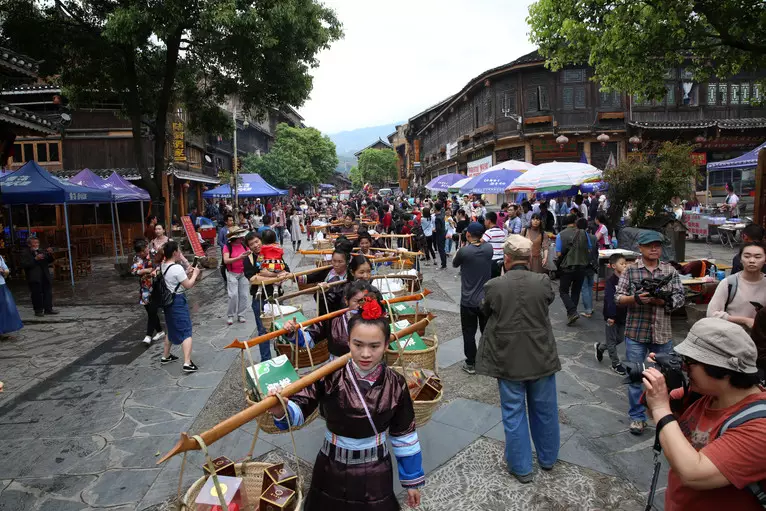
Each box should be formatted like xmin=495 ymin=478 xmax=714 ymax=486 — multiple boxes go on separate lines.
xmin=151 ymin=263 xmax=181 ymax=307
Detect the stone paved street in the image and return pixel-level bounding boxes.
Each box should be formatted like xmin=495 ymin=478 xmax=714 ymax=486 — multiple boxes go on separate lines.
xmin=0 ymin=239 xmax=738 ymax=510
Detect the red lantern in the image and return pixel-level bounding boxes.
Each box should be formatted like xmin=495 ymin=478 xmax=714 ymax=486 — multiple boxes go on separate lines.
xmin=556 ymin=135 xmax=569 ymax=150
xmin=182 ymin=182 xmax=190 ymax=190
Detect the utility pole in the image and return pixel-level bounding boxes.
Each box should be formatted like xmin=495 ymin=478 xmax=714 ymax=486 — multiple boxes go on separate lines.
xmin=233 ymin=105 xmax=239 ymax=214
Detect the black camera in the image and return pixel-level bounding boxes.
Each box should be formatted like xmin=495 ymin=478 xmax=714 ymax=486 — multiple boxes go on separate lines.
xmin=623 ymin=351 xmax=687 ymax=392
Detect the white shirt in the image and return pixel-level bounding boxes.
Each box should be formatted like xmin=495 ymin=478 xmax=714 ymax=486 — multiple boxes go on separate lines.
xmin=162 ymin=262 xmax=187 ymax=294
xmin=482 ymin=227 xmax=506 ymax=261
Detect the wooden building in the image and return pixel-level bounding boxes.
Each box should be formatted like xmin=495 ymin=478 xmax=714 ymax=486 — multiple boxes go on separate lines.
xmin=353 ymin=138 xmax=392 ymax=158
xmin=402 ymin=50 xmax=766 ymax=195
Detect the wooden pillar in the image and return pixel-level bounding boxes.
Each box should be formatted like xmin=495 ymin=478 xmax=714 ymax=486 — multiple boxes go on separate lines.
xmin=755 ymin=148 xmax=766 ymax=227
xmin=163 ymin=174 xmax=171 ymax=228
xmin=584 ymin=141 xmax=592 ymax=164
xmin=196 ymin=182 xmax=202 ymax=210
xmin=524 ymin=141 xmax=532 ymax=163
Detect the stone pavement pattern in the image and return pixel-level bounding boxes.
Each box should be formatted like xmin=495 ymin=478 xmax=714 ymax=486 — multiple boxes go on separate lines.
xmin=0 ymin=239 xmax=735 ymax=510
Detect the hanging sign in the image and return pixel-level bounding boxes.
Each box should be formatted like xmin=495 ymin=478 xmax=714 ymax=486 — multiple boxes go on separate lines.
xmin=181 ymin=215 xmax=205 ymax=257
xmin=172 ymin=122 xmax=186 ymax=162
xmin=690 ymin=152 xmax=708 ymax=166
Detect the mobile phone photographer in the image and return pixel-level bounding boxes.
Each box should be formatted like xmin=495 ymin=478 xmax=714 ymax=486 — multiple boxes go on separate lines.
xmin=640 ymin=317 xmax=766 ymax=511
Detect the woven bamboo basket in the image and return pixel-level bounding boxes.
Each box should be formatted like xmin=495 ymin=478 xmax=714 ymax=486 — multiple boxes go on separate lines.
xmin=245 ymin=391 xmax=320 ymax=435
xmin=314 ymin=258 xmax=331 ymax=268
xmin=388 ymin=312 xmax=429 ymax=335
xmin=375 ymin=278 xmax=411 ymax=298
xmin=180 ymin=461 xmax=303 ymax=510
xmin=261 ymin=304 xmax=303 ymax=332
xmin=275 ymin=338 xmax=330 ymax=369
xmin=313 ymin=239 xmax=333 ymax=250
xmin=413 ymin=389 xmax=443 ymax=428
xmin=385 ymin=336 xmax=438 ymax=372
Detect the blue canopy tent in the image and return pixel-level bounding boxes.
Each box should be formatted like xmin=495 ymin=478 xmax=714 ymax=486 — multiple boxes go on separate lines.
xmin=70 ymin=169 xmax=129 ymax=260
xmin=202 ymin=173 xmax=287 ymax=199
xmin=0 ymin=161 xmax=113 ymax=286
xmin=706 ymin=140 xmax=766 ymax=207
xmin=104 ymin=172 xmax=151 ymax=253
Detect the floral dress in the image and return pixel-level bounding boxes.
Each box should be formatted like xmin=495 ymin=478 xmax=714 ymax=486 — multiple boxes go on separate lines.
xmin=130 ymin=254 xmax=154 ymax=305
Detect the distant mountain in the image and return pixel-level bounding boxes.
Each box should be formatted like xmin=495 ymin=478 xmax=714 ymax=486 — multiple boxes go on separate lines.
xmin=327 ymin=121 xmax=403 ymax=173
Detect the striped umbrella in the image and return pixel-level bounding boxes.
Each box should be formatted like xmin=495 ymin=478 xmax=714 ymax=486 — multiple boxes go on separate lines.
xmin=506 ymin=161 xmax=602 ymax=193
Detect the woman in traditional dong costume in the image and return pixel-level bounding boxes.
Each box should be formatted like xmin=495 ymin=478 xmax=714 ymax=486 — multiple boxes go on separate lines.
xmin=268 ymin=295 xmax=424 ymax=510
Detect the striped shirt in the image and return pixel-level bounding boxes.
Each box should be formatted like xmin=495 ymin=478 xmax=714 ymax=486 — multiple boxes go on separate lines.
xmin=482 ymin=227 xmax=506 ymax=261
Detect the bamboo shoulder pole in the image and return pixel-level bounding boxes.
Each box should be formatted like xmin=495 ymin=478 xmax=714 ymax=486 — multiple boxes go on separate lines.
xmin=159 ymin=313 xmax=435 ymax=464
xmin=226 ymin=290 xmax=432 ymax=349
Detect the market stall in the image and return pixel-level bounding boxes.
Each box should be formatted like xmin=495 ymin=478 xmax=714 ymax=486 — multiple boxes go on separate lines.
xmin=507 ymin=161 xmax=602 ymax=193
xmin=202 ymin=173 xmax=288 ymax=199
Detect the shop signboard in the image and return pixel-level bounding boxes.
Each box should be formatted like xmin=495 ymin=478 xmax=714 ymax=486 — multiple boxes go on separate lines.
xmin=467 ymin=155 xmax=492 ymax=177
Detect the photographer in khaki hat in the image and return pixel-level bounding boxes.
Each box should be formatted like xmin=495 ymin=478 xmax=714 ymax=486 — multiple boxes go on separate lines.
xmin=642 ymin=317 xmax=766 ymax=511
xmin=476 ymin=235 xmax=561 ymax=483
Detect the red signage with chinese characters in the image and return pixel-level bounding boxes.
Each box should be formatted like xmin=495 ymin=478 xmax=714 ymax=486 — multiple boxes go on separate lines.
xmin=181 ymin=215 xmax=205 ymax=257
xmin=691 ymin=152 xmax=708 ymax=166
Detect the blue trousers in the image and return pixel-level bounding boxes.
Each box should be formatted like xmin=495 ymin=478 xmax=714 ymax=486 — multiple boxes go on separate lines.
xmin=498 ymin=374 xmax=560 ymax=476
xmin=251 ymin=296 xmax=271 ymax=362
xmin=580 ymin=272 xmax=594 ymax=314
xmin=625 ymin=337 xmax=673 ymax=420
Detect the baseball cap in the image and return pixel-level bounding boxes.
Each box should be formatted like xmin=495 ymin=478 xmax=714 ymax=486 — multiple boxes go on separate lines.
xmin=637 ymin=230 xmax=664 ymax=245
xmin=674 ymin=317 xmax=758 ymax=374
xmin=504 ymin=234 xmax=532 ymax=258
xmin=466 ymin=222 xmax=485 ymax=237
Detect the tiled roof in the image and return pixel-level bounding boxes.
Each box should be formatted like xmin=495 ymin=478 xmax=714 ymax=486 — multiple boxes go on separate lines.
xmin=0 ymin=100 xmax=56 ymax=134
xmin=354 ymin=138 xmax=392 ymax=156
xmin=0 ymin=84 xmax=61 ymax=95
xmin=0 ymin=48 xmax=40 ymax=78
xmin=629 ymin=118 xmax=766 ymax=130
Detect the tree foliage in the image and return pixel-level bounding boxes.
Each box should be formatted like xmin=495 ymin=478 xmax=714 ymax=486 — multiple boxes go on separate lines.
xmin=349 ymin=165 xmax=363 ymax=189
xmin=356 ymin=149 xmax=397 ymax=187
xmin=527 ymin=0 xmax=766 ymax=100
xmin=243 ymin=123 xmax=338 ymax=190
xmin=603 ymin=142 xmax=698 ymax=225
xmin=0 ymin=0 xmax=342 ymax=199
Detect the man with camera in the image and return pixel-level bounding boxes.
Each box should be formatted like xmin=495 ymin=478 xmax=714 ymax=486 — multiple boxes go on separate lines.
xmin=641 ymin=318 xmax=766 ymax=510
xmin=616 ymin=230 xmax=685 ymax=435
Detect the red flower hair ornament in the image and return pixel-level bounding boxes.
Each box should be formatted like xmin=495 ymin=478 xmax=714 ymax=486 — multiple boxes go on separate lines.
xmin=360 ymin=295 xmax=384 ymax=320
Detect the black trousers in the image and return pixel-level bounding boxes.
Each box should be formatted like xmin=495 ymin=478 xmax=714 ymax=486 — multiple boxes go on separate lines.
xmin=559 ymin=266 xmax=586 ymax=317
xmin=435 ymin=232 xmax=447 ymax=267
xmin=28 ymin=279 xmax=53 ymax=313
xmin=461 ymin=305 xmax=487 ymax=366
xmin=144 ymin=303 xmax=163 ymax=336
xmin=424 ymin=235 xmax=436 ymax=260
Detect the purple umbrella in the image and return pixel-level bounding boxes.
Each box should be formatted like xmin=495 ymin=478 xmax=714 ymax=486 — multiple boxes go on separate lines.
xmin=460 ymin=168 xmax=525 ymax=194
xmin=425 ymin=173 xmax=466 ymax=191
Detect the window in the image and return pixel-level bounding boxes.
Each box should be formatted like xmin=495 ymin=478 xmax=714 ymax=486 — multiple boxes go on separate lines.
xmin=500 ymin=90 xmax=516 ymax=117
xmin=600 ymin=90 xmax=621 ymax=108
xmin=49 ymin=143 xmax=59 ymax=162
xmin=538 ymin=86 xmax=550 ymax=110
xmin=36 ymin=143 xmax=48 ymax=162
xmin=563 ymin=69 xmax=586 ymax=83
xmin=730 ymin=83 xmax=740 ymax=104
xmin=525 ymin=88 xmax=538 ymax=112
xmin=665 ymin=84 xmax=676 ymax=105
xmin=526 ymin=86 xmax=550 ymax=111
xmin=11 ymin=141 xmax=59 ymax=163
xmin=562 ymin=87 xmax=574 ymax=110
xmin=474 ymin=104 xmax=480 ymax=129
xmin=754 ymin=83 xmax=762 ymax=102
xmin=708 ymin=83 xmax=717 ymax=105
xmin=717 ymin=83 xmax=728 ymax=105
xmin=742 ymin=83 xmax=750 ymax=104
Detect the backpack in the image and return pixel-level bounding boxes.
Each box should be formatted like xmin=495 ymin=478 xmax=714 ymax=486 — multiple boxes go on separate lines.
xmin=151 ymin=263 xmax=181 ymax=308
xmin=725 ymin=274 xmax=739 ymax=312
xmin=715 ymin=399 xmax=766 ymax=507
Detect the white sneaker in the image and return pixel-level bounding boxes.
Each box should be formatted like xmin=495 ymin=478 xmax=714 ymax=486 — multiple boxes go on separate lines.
xmin=227 ymin=317 xmax=234 ymax=325
xmin=152 ymin=331 xmax=165 ymax=342
xmin=238 ymin=317 xmax=246 ymax=323
xmin=142 ymin=335 xmax=152 ymax=346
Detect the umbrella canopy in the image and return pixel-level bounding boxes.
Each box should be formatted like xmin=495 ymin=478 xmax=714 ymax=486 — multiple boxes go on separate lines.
xmin=507 ymin=161 xmax=602 ymax=193
xmin=104 ymin=172 xmax=150 ymax=201
xmin=707 ymin=140 xmax=766 ymax=171
xmin=484 ymin=160 xmax=537 ymax=173
xmin=425 ymin=173 xmax=465 ymax=191
xmin=0 ymin=161 xmax=112 ymax=204
xmin=460 ymin=168 xmax=525 ymax=194
xmin=202 ymin=173 xmax=287 ymax=198
xmin=448 ymin=176 xmax=473 ymax=193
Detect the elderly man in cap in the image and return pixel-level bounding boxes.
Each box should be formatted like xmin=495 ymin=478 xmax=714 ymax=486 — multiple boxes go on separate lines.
xmin=642 ymin=318 xmax=766 ymax=511
xmin=453 ymin=221 xmax=494 ymax=374
xmin=477 ymin=234 xmax=561 ymax=483
xmin=616 ymin=230 xmax=685 ymax=435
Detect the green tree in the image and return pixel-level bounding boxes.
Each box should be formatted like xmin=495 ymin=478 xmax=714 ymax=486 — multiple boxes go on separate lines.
xmin=527 ymin=0 xmax=766 ymax=100
xmin=243 ymin=123 xmax=338 ymax=189
xmin=0 ymin=0 xmax=342 ymax=199
xmin=349 ymin=165 xmax=363 ymax=189
xmin=357 ymin=148 xmax=397 ymax=186
xmin=603 ymin=142 xmax=698 ymax=225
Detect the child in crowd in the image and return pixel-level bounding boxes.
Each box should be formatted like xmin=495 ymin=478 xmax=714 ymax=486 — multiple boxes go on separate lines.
xmin=259 ymin=229 xmax=287 ymax=293
xmin=595 ymin=253 xmax=629 ymax=375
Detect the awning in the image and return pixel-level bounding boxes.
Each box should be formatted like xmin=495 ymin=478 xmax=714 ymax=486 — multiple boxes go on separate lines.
xmin=707 ymin=140 xmax=766 ymax=171
xmin=171 ymin=168 xmax=220 ymax=184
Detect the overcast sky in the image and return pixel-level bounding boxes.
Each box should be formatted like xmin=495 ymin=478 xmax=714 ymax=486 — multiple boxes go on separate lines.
xmin=299 ymin=0 xmax=537 ymax=134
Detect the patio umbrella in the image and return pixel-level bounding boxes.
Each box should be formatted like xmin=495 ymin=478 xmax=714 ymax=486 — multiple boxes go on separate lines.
xmin=460 ymin=167 xmax=527 ymax=194
xmin=425 ymin=173 xmax=465 ymax=191
xmin=448 ymin=176 xmax=473 ymax=193
xmin=506 ymin=161 xmax=602 ymax=193
xmin=484 ymin=160 xmax=537 ymax=173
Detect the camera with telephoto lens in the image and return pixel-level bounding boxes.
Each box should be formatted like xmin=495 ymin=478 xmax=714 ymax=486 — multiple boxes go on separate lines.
xmin=622 ymin=351 xmax=687 ymax=392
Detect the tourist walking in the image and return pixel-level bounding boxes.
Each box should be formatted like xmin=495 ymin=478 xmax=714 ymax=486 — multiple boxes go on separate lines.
xmin=160 ymin=240 xmax=201 ymax=372
xmin=131 ymin=239 xmax=165 ymax=346
xmin=272 ymin=202 xmax=287 ymax=245
xmin=522 ymin=213 xmax=550 ymax=273
xmin=420 ymin=207 xmax=436 ymax=264
xmin=476 ymin=235 xmax=560 ymax=483
xmin=222 ymin=226 xmax=251 ymax=325
xmin=594 ymin=253 xmax=628 ymax=375
xmin=578 ymin=217 xmax=599 ymax=318
xmin=434 ymin=202 xmax=447 ymax=268
xmin=555 ymin=214 xmax=591 ymax=325
xmin=453 ymin=222 xmax=493 ymax=374
xmin=20 ymin=236 xmax=57 ymax=317
xmin=615 ymin=230 xmax=684 ymax=435
xmin=288 ymin=207 xmax=304 ymax=252
xmin=707 ymin=241 xmax=766 ymax=329
xmin=0 ymin=253 xmax=22 ymax=336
